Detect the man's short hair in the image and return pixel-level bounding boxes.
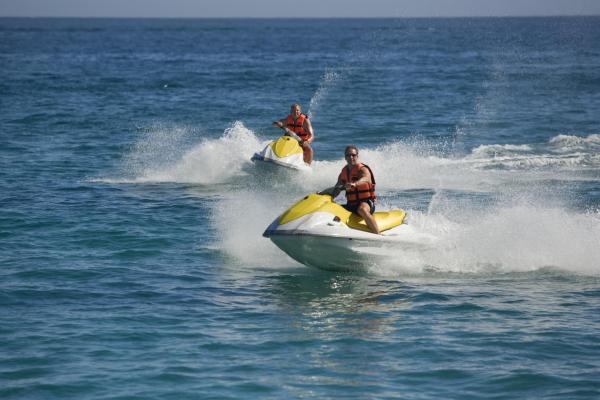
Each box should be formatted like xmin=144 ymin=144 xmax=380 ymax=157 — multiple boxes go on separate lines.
xmin=344 ymin=145 xmax=358 ymax=155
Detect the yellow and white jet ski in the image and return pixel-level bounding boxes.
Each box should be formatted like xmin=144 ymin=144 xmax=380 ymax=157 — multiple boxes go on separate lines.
xmin=263 ymin=193 xmax=414 ymax=271
xmin=251 ymin=135 xmax=311 ymax=171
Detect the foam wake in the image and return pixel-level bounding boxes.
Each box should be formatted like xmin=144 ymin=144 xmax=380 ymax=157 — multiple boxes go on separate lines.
xmin=126 ymin=121 xmax=262 ymax=184
xmin=465 ymin=133 xmax=600 ymax=170
xmin=100 ymin=124 xmax=600 ymax=276
xmin=93 ymin=121 xmax=263 ymax=184
xmin=374 ymin=203 xmax=600 ymax=276
xmin=209 ymin=133 xmax=599 ymax=276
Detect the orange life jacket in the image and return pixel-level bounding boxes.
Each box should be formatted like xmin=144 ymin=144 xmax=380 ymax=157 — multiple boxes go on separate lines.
xmin=285 ymin=113 xmax=311 ymax=141
xmin=338 ymin=163 xmax=377 ymax=205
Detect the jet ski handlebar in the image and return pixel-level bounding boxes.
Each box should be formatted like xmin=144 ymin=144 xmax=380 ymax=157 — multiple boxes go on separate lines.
xmin=318 ymin=184 xmax=346 ymax=197
xmin=273 ymin=123 xmax=303 ymax=143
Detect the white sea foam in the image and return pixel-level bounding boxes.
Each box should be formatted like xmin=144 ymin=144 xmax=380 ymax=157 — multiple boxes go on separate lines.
xmin=212 ymin=142 xmax=599 ymax=276
xmin=137 ymin=121 xmax=261 ymax=184
xmin=549 ymin=133 xmax=600 ymax=152
xmin=213 ymin=188 xmax=600 ymax=276
xmin=104 ymin=125 xmax=599 ymax=276
xmin=376 ymin=203 xmax=600 ymax=276
xmin=98 ymin=121 xmax=261 ymax=184
xmin=210 ymin=190 xmax=301 ymax=268
xmin=465 ymin=134 xmax=600 ymax=170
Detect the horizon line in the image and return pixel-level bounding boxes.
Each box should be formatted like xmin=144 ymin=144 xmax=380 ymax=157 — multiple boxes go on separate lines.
xmin=1 ymin=14 xmax=599 ymax=19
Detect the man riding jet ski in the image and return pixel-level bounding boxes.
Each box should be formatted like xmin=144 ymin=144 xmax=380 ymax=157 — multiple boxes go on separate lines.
xmin=263 ymin=146 xmax=410 ymax=271
xmin=251 ymin=103 xmax=314 ymax=171
xmin=319 ymin=145 xmax=379 ymax=234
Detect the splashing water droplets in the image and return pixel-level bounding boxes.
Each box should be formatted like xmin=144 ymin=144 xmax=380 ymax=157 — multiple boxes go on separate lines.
xmin=307 ymin=70 xmax=342 ymax=120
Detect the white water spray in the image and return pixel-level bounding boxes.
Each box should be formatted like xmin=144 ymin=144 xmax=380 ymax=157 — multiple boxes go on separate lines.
xmin=109 ymin=125 xmax=600 ymax=276
xmin=307 ymin=70 xmax=342 ymax=120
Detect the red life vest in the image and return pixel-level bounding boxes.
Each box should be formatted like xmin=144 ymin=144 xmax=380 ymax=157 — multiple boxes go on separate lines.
xmin=285 ymin=113 xmax=311 ymax=141
xmin=338 ymin=163 xmax=377 ymax=205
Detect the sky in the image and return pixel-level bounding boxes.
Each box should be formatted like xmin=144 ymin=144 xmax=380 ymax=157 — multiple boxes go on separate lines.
xmin=1 ymin=0 xmax=600 ymax=18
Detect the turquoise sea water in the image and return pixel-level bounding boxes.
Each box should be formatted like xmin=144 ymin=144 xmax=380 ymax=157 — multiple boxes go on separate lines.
xmin=1 ymin=17 xmax=600 ymax=399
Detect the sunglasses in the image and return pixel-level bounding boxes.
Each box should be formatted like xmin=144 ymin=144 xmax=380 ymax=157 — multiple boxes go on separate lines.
xmin=345 ymin=153 xmax=358 ymax=157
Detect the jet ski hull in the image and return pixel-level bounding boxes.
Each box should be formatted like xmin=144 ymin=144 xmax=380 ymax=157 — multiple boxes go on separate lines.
xmin=251 ymin=153 xmax=310 ymax=171
xmin=267 ymin=229 xmax=409 ymax=271
xmin=263 ymin=194 xmax=413 ymax=271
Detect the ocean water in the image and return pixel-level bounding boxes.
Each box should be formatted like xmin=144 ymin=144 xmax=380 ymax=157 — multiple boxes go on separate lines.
xmin=1 ymin=17 xmax=600 ymax=399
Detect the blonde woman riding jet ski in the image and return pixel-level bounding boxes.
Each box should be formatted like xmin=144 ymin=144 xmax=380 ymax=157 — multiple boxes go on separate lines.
xmin=272 ymin=103 xmax=315 ymax=165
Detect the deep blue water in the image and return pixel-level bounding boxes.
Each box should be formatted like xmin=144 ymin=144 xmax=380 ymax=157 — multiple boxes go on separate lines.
xmin=1 ymin=17 xmax=600 ymax=399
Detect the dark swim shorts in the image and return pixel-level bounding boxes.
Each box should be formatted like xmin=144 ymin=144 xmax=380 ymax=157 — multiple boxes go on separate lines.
xmin=343 ymin=199 xmax=375 ymax=215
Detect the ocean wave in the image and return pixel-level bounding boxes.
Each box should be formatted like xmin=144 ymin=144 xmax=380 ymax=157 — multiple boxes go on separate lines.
xmin=465 ymin=133 xmax=600 ymax=170
xmin=549 ymin=133 xmax=600 ymax=152
xmin=469 ymin=144 xmax=533 ymax=158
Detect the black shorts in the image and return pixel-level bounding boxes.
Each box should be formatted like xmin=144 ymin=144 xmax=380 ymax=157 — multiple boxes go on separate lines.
xmin=343 ymin=199 xmax=375 ymax=215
